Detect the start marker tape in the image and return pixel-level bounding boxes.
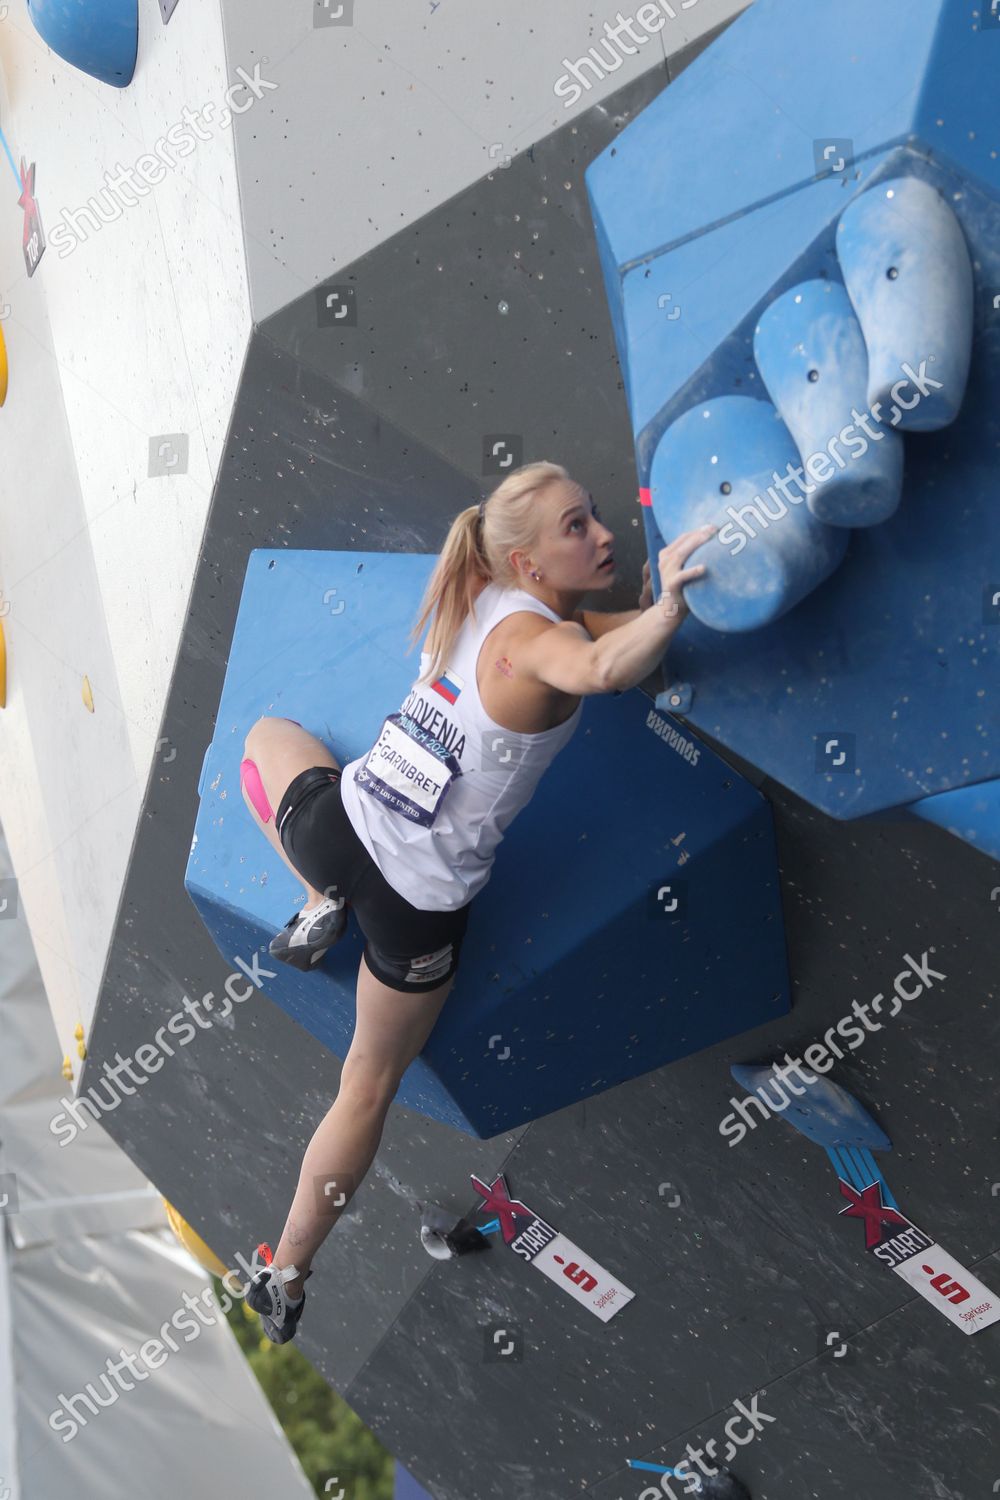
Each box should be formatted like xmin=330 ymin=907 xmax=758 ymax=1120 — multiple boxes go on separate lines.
xmin=471 ymin=1171 xmax=634 ymax=1323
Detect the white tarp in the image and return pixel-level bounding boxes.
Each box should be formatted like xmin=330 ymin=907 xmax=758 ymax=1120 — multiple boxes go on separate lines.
xmin=0 ymin=826 xmax=315 ymax=1499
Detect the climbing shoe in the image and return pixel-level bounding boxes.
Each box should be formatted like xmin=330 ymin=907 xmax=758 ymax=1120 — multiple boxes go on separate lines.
xmin=268 ymin=894 xmax=348 ymax=970
xmin=245 ymin=1246 xmax=313 ymax=1345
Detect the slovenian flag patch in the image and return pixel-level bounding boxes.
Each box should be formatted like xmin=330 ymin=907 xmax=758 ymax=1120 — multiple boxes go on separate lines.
xmin=431 ymin=667 xmax=463 ymax=704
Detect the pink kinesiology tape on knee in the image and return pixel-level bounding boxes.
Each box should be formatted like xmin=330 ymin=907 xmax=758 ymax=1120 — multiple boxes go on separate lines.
xmin=240 ymin=758 xmax=274 ymax=823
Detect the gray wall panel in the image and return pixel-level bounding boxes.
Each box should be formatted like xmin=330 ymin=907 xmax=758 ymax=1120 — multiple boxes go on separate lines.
xmin=220 ymin=0 xmax=749 ymax=319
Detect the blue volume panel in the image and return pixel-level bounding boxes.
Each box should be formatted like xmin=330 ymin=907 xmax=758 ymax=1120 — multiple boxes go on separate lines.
xmin=187 ymin=549 xmax=790 ymax=1137
xmin=585 ymin=0 xmax=1000 ymax=838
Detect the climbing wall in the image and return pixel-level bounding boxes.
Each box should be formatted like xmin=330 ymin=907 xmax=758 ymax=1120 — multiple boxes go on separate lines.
xmin=50 ymin=3 xmax=1000 ymax=1498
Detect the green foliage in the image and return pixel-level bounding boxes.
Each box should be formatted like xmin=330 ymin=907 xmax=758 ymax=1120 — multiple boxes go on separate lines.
xmin=213 ymin=1275 xmax=395 ymax=1500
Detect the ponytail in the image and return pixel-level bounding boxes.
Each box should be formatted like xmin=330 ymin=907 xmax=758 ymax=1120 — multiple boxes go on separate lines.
xmin=406 ymin=460 xmax=582 ymax=688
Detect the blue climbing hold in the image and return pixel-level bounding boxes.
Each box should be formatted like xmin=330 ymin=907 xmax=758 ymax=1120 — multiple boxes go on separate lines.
xmin=26 ymin=0 xmax=138 ymax=88
xmin=730 ymin=1062 xmax=892 ymax=1151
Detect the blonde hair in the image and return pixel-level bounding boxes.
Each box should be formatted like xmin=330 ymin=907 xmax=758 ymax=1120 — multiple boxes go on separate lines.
xmin=406 ymin=460 xmax=584 ymax=688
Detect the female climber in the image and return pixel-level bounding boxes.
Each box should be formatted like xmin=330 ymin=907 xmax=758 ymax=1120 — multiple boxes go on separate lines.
xmin=240 ymin=459 xmax=715 ymax=1342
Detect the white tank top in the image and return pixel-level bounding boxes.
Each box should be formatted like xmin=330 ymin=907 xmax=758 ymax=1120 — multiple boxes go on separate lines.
xmin=339 ymin=581 xmax=584 ymax=911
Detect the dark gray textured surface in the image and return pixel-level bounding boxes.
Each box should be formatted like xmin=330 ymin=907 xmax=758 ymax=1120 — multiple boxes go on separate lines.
xmin=85 ymin=30 xmax=999 ymax=1500
xmin=345 ymin=796 xmax=1000 ymax=1500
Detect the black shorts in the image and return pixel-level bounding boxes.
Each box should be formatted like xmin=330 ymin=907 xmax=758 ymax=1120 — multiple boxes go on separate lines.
xmin=274 ymin=765 xmax=473 ymax=994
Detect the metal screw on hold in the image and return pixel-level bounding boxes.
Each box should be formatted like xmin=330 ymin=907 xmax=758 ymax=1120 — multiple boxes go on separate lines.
xmin=656 ymin=682 xmax=693 ymax=715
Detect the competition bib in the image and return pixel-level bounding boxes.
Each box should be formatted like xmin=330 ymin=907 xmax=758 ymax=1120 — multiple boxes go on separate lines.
xmin=354 ymin=712 xmax=462 ymax=826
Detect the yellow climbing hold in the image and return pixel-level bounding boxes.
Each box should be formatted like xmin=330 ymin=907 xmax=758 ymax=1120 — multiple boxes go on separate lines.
xmin=161 ymin=1197 xmax=230 ymax=1278
xmin=0 ymin=321 xmax=7 ymax=407
xmin=76 ymin=1040 xmax=87 ymax=1059
xmin=82 ymin=676 xmax=94 ymax=713
xmin=74 ymin=1023 xmax=84 ymax=1040
xmin=61 ymin=1055 xmax=74 ymax=1081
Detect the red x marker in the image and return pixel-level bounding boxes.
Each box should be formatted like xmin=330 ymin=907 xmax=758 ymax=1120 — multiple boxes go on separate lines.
xmin=470 ymin=1173 xmax=543 ymax=1245
xmin=17 ymin=160 xmax=38 ymax=249
xmin=838 ymin=1179 xmax=911 ymax=1250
